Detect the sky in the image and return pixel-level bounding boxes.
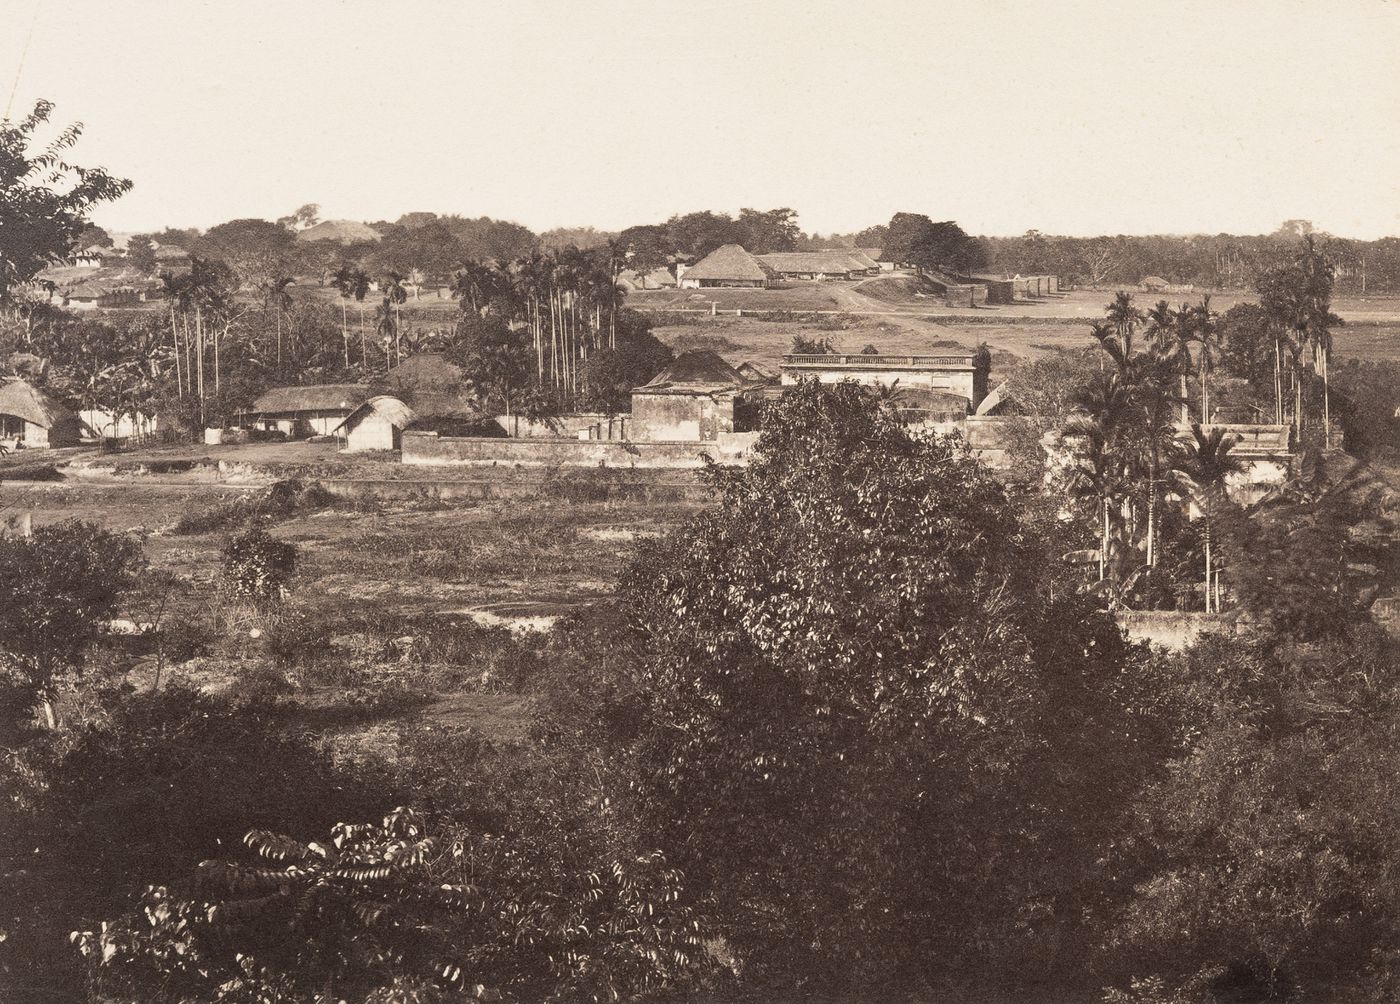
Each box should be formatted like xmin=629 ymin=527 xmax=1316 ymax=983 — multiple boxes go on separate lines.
xmin=4 ymin=0 xmax=1399 ymax=240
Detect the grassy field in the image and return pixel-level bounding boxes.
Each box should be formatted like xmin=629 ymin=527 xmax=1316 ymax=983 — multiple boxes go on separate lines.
xmin=651 ymin=301 xmax=1400 ymax=373
xmin=0 ymin=476 xmax=704 ymax=744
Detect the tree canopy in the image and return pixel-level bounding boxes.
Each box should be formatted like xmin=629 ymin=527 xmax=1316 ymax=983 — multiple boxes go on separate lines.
xmin=0 ymin=100 xmax=132 ymax=303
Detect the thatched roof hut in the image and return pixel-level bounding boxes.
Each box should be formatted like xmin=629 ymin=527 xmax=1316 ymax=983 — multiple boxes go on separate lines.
xmin=0 ymin=379 xmax=82 ymax=447
xmin=679 ymin=244 xmax=775 ymax=287
xmin=334 ymin=395 xmax=417 ymax=451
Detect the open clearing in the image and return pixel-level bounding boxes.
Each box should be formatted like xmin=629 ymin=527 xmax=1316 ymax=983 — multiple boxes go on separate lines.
xmin=0 ymin=474 xmax=705 ymax=745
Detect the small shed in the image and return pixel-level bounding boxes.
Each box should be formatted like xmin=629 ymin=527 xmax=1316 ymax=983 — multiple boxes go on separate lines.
xmin=0 ymin=379 xmax=83 ymax=448
xmin=335 ymin=396 xmax=416 ymax=452
xmin=631 ymin=350 xmax=747 ymax=442
xmin=1140 ymin=275 xmax=1170 ymax=292
xmin=250 ymin=384 xmax=371 ymax=437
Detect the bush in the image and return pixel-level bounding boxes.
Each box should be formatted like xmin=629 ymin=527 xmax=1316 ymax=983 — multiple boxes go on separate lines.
xmin=1101 ymin=628 xmax=1400 ymax=1002
xmin=0 ymin=682 xmax=391 ymax=998
xmin=221 ymin=528 xmax=297 ymax=607
xmin=172 ymin=478 xmax=338 ymax=535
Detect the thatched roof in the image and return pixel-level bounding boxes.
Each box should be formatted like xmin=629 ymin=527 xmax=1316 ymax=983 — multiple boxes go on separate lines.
xmin=856 ymin=247 xmax=886 ymax=262
xmin=757 ymin=251 xmax=870 ymax=275
xmin=618 ymin=267 xmax=676 ymax=290
xmin=636 ymin=350 xmax=744 ymax=394
xmin=1140 ymin=275 xmax=1169 ymax=288
xmin=335 ymin=395 xmax=417 ymax=434
xmin=0 ymin=379 xmax=77 ymax=429
xmin=251 ymin=384 xmax=371 ymax=414
xmin=387 ymin=353 xmax=464 ymax=394
xmin=681 ymin=244 xmax=774 ymax=282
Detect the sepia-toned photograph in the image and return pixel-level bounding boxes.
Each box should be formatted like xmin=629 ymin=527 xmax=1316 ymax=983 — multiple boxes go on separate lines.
xmin=2 ymin=1 xmax=1400 ymax=1000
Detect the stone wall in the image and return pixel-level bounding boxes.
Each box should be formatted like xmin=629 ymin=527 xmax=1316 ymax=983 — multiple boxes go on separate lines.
xmin=630 ymin=392 xmax=734 ymax=443
xmin=493 ymin=413 xmax=629 ymax=440
xmin=1117 ymin=610 xmax=1236 ymax=651
xmin=402 ymin=430 xmax=755 ymax=469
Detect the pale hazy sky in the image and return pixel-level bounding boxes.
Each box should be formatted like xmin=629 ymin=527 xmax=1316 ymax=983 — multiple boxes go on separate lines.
xmin=5 ymin=0 xmax=1399 ymax=239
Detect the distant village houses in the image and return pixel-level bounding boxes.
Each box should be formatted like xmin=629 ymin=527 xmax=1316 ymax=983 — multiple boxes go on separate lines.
xmin=249 ymin=385 xmax=371 ymax=437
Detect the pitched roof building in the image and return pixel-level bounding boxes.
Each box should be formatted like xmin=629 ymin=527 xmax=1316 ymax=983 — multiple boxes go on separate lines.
xmin=0 ymin=379 xmax=83 ymax=448
xmin=249 ymin=384 xmax=372 ymax=437
xmin=631 ymin=350 xmax=750 ymax=442
xmin=677 ymin=244 xmax=775 ymax=289
xmin=334 ymin=395 xmax=417 ymax=451
xmin=756 ymin=251 xmax=878 ymax=280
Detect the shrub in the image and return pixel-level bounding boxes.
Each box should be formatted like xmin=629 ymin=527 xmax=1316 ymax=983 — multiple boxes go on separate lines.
xmin=0 ymin=682 xmax=390 ymax=998
xmin=0 ymin=520 xmax=145 ymax=727
xmin=221 ymin=529 xmax=297 ymax=607
xmin=172 ymin=478 xmax=339 ymax=535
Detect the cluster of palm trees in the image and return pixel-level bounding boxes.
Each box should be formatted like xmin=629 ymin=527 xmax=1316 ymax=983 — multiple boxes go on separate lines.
xmin=450 ymin=247 xmax=623 ymax=400
xmin=1256 ymin=237 xmax=1343 ymax=446
xmin=1065 ymin=292 xmax=1242 ymax=611
xmin=160 ymin=257 xmax=242 ymax=421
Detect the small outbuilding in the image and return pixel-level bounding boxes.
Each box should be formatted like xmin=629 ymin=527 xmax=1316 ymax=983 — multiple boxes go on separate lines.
xmin=630 ymin=350 xmax=748 ymax=442
xmin=1140 ymin=275 xmax=1170 ymax=292
xmin=334 ymin=396 xmax=417 ymax=452
xmin=249 ymin=384 xmax=371 ymax=437
xmin=0 ymin=379 xmax=84 ymax=448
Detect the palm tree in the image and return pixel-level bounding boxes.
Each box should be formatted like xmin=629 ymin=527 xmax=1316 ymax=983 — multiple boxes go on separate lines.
xmin=260 ymin=274 xmax=296 ymax=369
xmin=1105 ymin=290 xmax=1144 ymax=346
xmin=1129 ymin=352 xmax=1183 ymax=567
xmin=1172 ymin=425 xmax=1243 ymax=612
xmin=378 ymin=272 xmax=409 ymax=366
xmin=1187 ymin=295 xmax=1219 ymax=424
xmin=1066 ymin=370 xmax=1133 ymax=586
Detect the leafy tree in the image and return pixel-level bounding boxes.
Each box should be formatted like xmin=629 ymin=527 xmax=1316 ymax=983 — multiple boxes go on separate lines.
xmin=0 ymin=520 xmax=144 ymax=727
xmin=579 ymin=310 xmax=672 ymax=411
xmin=75 ymin=223 xmax=112 ymax=249
xmin=150 ymin=226 xmax=201 ymax=250
xmin=1104 ymin=626 xmax=1400 ymax=1002
xmin=881 ymin=213 xmax=985 ymax=274
xmin=1217 ymin=301 xmax=1274 ymax=403
xmin=614 ymin=223 xmax=674 ymax=277
xmin=0 ymin=100 xmax=132 ymax=304
xmin=445 ymin=314 xmax=536 ymax=429
xmin=664 ymin=210 xmax=747 ymax=260
xmin=1329 ymin=358 xmax=1400 ymax=459
xmin=574 ymin=381 xmax=1152 ymax=994
xmin=275 ymin=202 xmax=321 ymax=231
xmin=125 ymin=233 xmax=157 ymax=275
xmin=738 ymin=207 xmax=801 ymax=253
xmin=367 ymin=220 xmax=465 ymax=284
xmin=198 ymin=218 xmax=298 ymax=291
xmin=0 ymin=682 xmax=392 ymax=998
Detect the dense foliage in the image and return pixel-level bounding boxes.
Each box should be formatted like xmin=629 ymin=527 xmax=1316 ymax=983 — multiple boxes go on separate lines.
xmin=0 ymin=100 xmax=132 ymax=303
xmin=0 ymin=520 xmax=145 ymax=727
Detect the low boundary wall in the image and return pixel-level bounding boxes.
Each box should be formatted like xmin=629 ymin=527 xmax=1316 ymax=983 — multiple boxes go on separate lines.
xmin=401 ymin=431 xmax=757 ymax=469
xmin=1117 ymin=610 xmax=1236 ymax=651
